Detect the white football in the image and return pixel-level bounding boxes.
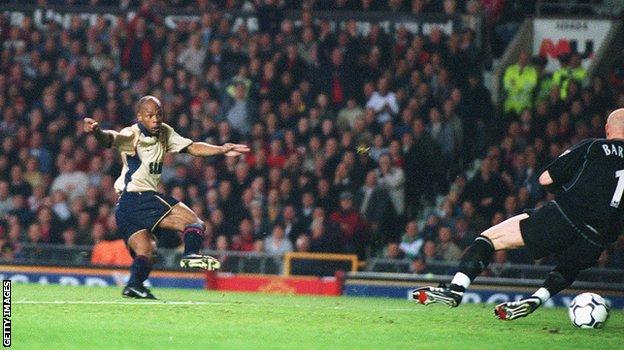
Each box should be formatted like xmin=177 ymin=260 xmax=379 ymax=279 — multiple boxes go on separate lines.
xmin=568 ymin=293 xmax=610 ymax=329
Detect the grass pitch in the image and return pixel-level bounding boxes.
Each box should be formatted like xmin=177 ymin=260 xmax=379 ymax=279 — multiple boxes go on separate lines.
xmin=11 ymin=284 xmax=624 ymax=349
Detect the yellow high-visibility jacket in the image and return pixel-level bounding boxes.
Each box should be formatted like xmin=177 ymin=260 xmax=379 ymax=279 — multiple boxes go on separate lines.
xmin=552 ymin=66 xmax=587 ymax=99
xmin=503 ymin=64 xmax=538 ymax=114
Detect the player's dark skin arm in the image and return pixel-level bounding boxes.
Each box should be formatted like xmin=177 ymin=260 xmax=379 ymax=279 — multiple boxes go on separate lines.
xmin=185 ymin=142 xmax=250 ymax=157
xmin=83 ymin=117 xmax=114 ymax=148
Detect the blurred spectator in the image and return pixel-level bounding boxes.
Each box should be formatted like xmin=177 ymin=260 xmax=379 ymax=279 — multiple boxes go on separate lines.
xmin=354 ymin=170 xmax=397 ymax=252
xmin=177 ymin=34 xmax=206 ymax=76
xmin=91 ymin=237 xmax=133 ymax=267
xmin=330 ymin=191 xmax=368 ymax=258
xmin=399 ymin=220 xmax=424 ymax=260
xmin=552 ymin=53 xmax=586 ymax=100
xmin=232 ymin=218 xmax=255 ymax=252
xmin=436 ymin=226 xmax=462 ymax=261
xmin=264 ymin=224 xmax=293 ymax=255
xmin=375 ymin=154 xmax=405 ymax=217
xmin=0 ymin=181 xmax=13 ymax=217
xmin=222 ymin=79 xmax=256 ymax=135
xmin=383 ymin=242 xmax=402 ymax=259
xmin=461 ymin=157 xmax=508 ymax=219
xmin=503 ymin=51 xmax=537 ymax=115
xmin=366 ymin=77 xmax=399 ymax=123
xmin=50 ymin=159 xmax=89 ymax=200
xmin=410 ymin=256 xmax=430 ymax=274
xmin=0 ymin=241 xmax=15 ymax=262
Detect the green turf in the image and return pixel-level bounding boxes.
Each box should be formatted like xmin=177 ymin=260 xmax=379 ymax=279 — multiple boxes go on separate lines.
xmin=10 ymin=284 xmax=624 ymax=349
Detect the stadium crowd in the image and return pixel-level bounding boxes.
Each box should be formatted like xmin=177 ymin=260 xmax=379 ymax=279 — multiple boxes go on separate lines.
xmin=0 ymin=1 xmax=622 ymax=272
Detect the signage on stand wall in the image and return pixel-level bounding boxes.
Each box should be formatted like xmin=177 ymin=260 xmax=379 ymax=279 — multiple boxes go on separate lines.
xmin=533 ymin=18 xmax=612 ymax=72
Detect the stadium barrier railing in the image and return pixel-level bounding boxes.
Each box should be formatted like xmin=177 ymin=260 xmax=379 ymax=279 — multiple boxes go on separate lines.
xmin=10 ymin=244 xmax=624 ymax=283
xmin=282 ymin=252 xmax=359 ymax=276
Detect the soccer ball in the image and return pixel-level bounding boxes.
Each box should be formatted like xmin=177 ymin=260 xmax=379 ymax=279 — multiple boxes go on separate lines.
xmin=568 ymin=293 xmax=609 ymax=328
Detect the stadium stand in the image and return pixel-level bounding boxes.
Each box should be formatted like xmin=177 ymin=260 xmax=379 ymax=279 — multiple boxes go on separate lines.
xmin=0 ymin=0 xmax=622 ymax=279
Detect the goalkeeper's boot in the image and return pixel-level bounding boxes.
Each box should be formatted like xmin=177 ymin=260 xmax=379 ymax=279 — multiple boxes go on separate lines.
xmin=180 ymin=254 xmax=221 ymax=270
xmin=494 ymin=297 xmax=542 ymax=320
xmin=411 ymin=284 xmax=463 ymax=307
xmin=122 ymin=285 xmax=157 ymax=300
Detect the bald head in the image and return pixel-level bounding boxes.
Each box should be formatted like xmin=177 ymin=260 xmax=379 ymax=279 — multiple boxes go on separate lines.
xmin=606 ymin=108 xmax=624 ymax=140
xmin=137 ymin=95 xmax=163 ymax=134
xmin=137 ymin=95 xmax=162 ymax=112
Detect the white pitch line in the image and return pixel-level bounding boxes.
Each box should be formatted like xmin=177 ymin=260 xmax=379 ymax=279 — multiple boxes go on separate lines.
xmin=13 ymin=300 xmax=418 ymax=312
xmin=14 ymin=300 xmax=226 ymax=306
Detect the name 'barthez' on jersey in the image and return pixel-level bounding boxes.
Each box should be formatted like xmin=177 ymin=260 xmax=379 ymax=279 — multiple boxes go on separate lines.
xmin=545 ymin=137 xmax=624 ymax=245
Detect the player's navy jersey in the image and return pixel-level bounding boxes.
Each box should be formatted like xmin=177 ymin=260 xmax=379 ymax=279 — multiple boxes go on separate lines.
xmin=545 ymin=138 xmax=624 ymax=244
xmin=111 ymin=122 xmax=192 ymax=194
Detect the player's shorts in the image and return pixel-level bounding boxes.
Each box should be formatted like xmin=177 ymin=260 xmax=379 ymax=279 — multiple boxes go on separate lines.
xmin=519 ymin=200 xmax=604 ymax=270
xmin=115 ymin=191 xmax=179 ymax=242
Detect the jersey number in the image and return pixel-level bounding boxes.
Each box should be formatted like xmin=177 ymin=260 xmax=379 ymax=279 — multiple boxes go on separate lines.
xmin=149 ymin=162 xmax=163 ymax=174
xmin=611 ymin=169 xmax=624 ymax=208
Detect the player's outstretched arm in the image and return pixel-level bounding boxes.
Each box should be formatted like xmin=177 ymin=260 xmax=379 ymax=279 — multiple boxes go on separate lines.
xmin=83 ymin=117 xmax=114 ymax=148
xmin=538 ymin=171 xmax=553 ymax=186
xmin=186 ymin=142 xmax=250 ymax=157
xmin=538 ymin=170 xmax=560 ymax=194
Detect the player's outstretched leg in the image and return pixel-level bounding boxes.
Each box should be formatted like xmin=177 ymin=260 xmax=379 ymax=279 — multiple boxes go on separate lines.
xmin=123 ymin=230 xmax=158 ymax=299
xmin=412 ymin=214 xmax=528 ymax=307
xmin=494 ymin=296 xmax=542 ymax=320
xmin=411 ymin=235 xmax=494 ymax=307
xmin=494 ymin=263 xmax=582 ymax=320
xmin=179 ymin=223 xmax=220 ymax=270
xmin=158 ymin=203 xmax=221 ymax=271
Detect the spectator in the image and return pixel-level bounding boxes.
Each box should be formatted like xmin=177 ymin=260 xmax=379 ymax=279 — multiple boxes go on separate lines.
xmin=376 ymin=154 xmax=405 ymax=217
xmin=503 ymin=51 xmax=537 ymax=115
xmin=50 ymin=159 xmax=89 ymax=200
xmin=222 ymin=79 xmax=256 ymax=135
xmin=436 ymin=226 xmax=462 ymax=261
xmin=337 ymin=98 xmax=364 ymax=131
xmin=177 ymin=34 xmax=206 ymax=76
xmin=91 ymin=236 xmax=133 ymax=267
xmin=461 ymin=157 xmax=508 ymax=220
xmin=355 ymin=170 xmax=397 ymax=251
xmin=404 ymin=118 xmax=443 ymax=211
xmin=0 ymin=181 xmax=13 ymax=217
xmin=232 ymin=218 xmax=256 ymax=252
xmin=410 ymin=256 xmax=430 ymax=274
xmin=0 ymin=242 xmax=15 ymax=262
xmin=121 ymin=7 xmax=157 ymax=79
xmin=279 ymin=204 xmax=303 ymax=244
xmin=309 ymin=216 xmax=342 ymax=253
xmin=366 ymin=77 xmax=399 ymax=123
xmin=250 ymin=200 xmax=271 ymax=240
xmin=264 ymin=224 xmax=293 ymax=255
xmin=329 ymin=191 xmax=368 ymax=258
xmin=383 ymin=242 xmax=402 ymax=259
xmin=399 ymin=220 xmax=424 ymax=260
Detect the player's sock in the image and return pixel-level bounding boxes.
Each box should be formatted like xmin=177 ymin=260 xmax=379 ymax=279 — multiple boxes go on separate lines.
xmin=532 ymin=287 xmax=551 ymax=304
xmin=542 ymin=267 xmax=579 ymax=297
xmin=450 ymin=272 xmax=470 ymax=292
xmin=452 ymin=235 xmax=495 ymax=290
xmin=127 ymin=255 xmax=152 ymax=288
xmin=183 ymin=223 xmax=205 ymax=256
